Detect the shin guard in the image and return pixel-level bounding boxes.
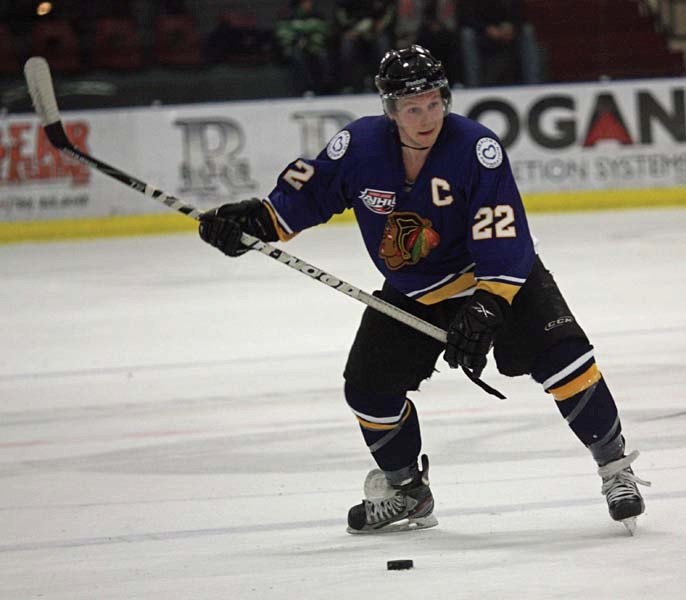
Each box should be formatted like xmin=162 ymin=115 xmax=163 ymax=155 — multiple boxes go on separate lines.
xmin=532 ymin=339 xmax=624 ymax=465
xmin=344 ymin=381 xmax=421 ymax=472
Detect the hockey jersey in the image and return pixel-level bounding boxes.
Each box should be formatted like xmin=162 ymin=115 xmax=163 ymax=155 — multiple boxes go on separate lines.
xmin=264 ymin=113 xmax=536 ymax=305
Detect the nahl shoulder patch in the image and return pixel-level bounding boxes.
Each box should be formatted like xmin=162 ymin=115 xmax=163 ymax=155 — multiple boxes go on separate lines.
xmin=475 ymin=137 xmax=503 ymax=169
xmin=326 ymin=130 xmax=351 ymax=160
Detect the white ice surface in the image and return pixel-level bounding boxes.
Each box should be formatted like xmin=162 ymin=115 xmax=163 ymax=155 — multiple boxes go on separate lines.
xmin=1 ymin=208 xmax=685 ymax=599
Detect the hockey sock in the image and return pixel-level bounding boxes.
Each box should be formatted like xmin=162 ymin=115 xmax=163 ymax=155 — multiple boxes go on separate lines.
xmin=531 ymin=339 xmax=624 ymax=465
xmin=344 ymin=381 xmax=421 ymax=472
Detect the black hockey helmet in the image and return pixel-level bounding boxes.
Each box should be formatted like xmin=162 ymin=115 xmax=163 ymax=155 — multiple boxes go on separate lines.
xmin=375 ymin=45 xmax=452 ymax=115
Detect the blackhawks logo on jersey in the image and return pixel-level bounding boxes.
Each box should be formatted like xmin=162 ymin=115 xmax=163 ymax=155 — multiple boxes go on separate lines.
xmin=379 ymin=212 xmax=440 ymax=270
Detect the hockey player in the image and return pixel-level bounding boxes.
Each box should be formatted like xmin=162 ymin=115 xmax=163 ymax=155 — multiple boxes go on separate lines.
xmin=198 ymin=45 xmax=650 ymax=534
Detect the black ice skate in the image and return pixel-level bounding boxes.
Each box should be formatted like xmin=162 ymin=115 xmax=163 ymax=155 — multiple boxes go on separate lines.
xmin=347 ymin=454 xmax=437 ymax=534
xmin=598 ymin=450 xmax=651 ymax=535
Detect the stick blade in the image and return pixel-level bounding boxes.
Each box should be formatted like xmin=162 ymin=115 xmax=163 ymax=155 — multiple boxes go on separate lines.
xmin=24 ymin=56 xmax=61 ymax=126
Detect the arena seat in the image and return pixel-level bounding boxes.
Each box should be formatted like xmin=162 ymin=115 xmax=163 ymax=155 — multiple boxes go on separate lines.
xmin=524 ymin=0 xmax=685 ymax=81
xmin=31 ymin=19 xmax=81 ymax=73
xmin=92 ymin=18 xmax=144 ymax=71
xmin=153 ymin=14 xmax=202 ymax=67
xmin=0 ymin=24 xmax=20 ymax=75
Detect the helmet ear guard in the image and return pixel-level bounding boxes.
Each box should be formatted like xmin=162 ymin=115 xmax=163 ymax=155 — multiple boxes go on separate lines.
xmin=375 ymin=45 xmax=452 ymax=116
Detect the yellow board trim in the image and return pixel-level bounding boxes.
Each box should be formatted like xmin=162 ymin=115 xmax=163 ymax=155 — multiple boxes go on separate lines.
xmin=522 ymin=187 xmax=686 ymax=213
xmin=550 ymin=364 xmax=602 ymax=401
xmin=2 ymin=187 xmax=685 ymax=244
xmin=0 ymin=213 xmax=195 ymax=244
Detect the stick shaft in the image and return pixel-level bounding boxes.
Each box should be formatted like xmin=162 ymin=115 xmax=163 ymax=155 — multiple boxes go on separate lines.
xmin=24 ymin=55 xmax=509 ymax=399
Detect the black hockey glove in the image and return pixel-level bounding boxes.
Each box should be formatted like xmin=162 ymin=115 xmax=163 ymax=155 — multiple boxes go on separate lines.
xmin=198 ymin=198 xmax=278 ymax=257
xmin=444 ymin=290 xmax=509 ymax=377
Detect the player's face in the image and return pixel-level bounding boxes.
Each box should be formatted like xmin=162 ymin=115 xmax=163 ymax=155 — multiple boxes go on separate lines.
xmin=393 ymin=90 xmax=444 ymax=149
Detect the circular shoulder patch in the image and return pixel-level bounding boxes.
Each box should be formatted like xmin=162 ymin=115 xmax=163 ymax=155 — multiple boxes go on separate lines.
xmin=475 ymin=137 xmax=503 ymax=169
xmin=326 ymin=130 xmax=351 ymax=160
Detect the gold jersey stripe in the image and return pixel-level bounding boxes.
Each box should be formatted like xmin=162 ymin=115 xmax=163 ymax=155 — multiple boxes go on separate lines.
xmin=263 ymin=202 xmax=298 ymax=242
xmin=356 ymin=402 xmax=412 ymax=431
xmin=416 ymin=272 xmax=476 ymax=305
xmin=550 ymin=364 xmax=602 ymax=401
xmin=475 ymin=280 xmax=522 ymax=304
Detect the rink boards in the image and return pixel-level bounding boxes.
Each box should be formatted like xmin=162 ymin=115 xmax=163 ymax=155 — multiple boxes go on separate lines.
xmin=1 ymin=77 xmax=685 ymax=242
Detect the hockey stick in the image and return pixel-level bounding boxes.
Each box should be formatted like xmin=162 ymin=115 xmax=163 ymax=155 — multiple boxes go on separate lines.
xmin=23 ymin=56 xmax=505 ymax=400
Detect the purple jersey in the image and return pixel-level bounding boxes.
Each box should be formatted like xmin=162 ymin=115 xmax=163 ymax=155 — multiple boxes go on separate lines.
xmin=265 ymin=113 xmax=536 ymax=305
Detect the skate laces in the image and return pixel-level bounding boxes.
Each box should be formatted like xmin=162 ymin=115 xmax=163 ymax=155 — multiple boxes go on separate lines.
xmin=364 ymin=491 xmax=414 ymax=524
xmin=598 ymin=450 xmax=652 ymax=501
xmin=361 ymin=455 xmax=431 ymax=526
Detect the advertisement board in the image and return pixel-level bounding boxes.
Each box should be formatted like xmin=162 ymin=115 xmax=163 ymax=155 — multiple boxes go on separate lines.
xmin=1 ymin=77 xmax=685 ymax=236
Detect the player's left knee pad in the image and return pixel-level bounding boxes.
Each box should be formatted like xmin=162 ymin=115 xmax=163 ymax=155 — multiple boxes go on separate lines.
xmin=531 ymin=338 xmax=623 ymax=462
xmin=344 ymin=381 xmax=421 ymax=472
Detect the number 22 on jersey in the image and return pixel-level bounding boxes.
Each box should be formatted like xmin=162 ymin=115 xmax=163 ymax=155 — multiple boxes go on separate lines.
xmin=472 ymin=205 xmax=516 ymax=240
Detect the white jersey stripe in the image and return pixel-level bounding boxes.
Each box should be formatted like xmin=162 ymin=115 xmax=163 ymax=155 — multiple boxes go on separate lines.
xmin=406 ymin=273 xmax=456 ymax=298
xmin=478 ymin=274 xmax=528 ymax=284
xmin=406 ymin=263 xmax=476 ymax=298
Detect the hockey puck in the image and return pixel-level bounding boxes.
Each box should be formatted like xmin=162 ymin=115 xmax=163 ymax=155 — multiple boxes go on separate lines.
xmin=387 ymin=559 xmax=414 ymax=570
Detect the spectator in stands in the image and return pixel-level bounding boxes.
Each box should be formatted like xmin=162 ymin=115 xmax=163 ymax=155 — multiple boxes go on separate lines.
xmin=205 ymin=10 xmax=273 ymax=66
xmin=393 ymin=0 xmax=421 ymax=49
xmin=276 ymin=0 xmax=333 ymax=96
xmin=159 ymin=0 xmax=189 ymax=15
xmin=1 ymin=0 xmax=37 ymax=56
xmin=459 ymin=0 xmax=544 ymax=87
xmin=415 ymin=0 xmax=462 ymax=86
xmin=394 ymin=1 xmax=461 ymax=87
xmin=334 ymin=0 xmax=396 ymax=93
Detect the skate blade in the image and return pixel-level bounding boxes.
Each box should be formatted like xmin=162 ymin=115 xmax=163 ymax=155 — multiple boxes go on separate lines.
xmin=347 ymin=514 xmax=438 ymax=535
xmin=621 ymin=517 xmax=637 ymax=536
